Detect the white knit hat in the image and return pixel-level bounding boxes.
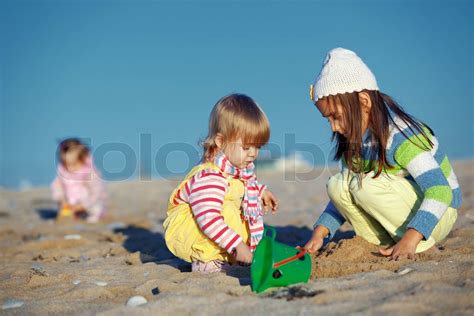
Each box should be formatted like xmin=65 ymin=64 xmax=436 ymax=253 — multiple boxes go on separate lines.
xmin=310 ymin=48 xmax=379 ymax=101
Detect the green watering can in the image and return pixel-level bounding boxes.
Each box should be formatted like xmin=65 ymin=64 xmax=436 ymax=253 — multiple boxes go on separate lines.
xmin=251 ymin=226 xmax=312 ymax=293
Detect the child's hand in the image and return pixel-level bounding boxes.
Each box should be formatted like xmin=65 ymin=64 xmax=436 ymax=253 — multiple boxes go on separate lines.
xmin=233 ymin=242 xmax=253 ymax=264
xmin=262 ymin=190 xmax=279 ymax=214
xmin=303 ymin=236 xmax=324 ymax=254
xmin=303 ymin=225 xmax=329 ymax=254
xmin=379 ymin=228 xmax=423 ymax=260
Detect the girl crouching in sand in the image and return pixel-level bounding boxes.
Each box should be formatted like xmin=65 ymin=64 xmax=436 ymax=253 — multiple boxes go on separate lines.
xmin=304 ymin=48 xmax=460 ymax=260
xmin=163 ymin=94 xmax=279 ymax=273
xmin=51 ymin=138 xmax=107 ymax=223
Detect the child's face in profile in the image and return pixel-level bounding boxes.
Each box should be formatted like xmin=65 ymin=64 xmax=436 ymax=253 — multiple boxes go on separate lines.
xmin=62 ymin=149 xmax=85 ymax=172
xmin=315 ymin=97 xmax=348 ymax=136
xmin=315 ymin=92 xmax=372 ymax=137
xmin=223 ymin=138 xmax=260 ymax=169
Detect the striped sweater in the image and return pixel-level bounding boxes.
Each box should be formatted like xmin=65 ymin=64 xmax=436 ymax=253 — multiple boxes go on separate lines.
xmin=173 ymin=168 xmax=265 ymax=253
xmin=315 ymin=116 xmax=462 ymax=239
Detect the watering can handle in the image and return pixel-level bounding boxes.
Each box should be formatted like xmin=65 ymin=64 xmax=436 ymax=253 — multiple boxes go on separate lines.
xmin=264 ymin=226 xmax=277 ymax=241
xmin=272 ymin=249 xmax=307 ymax=268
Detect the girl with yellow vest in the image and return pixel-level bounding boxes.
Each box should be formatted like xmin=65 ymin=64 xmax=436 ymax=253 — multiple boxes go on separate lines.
xmin=163 ymin=94 xmax=279 ymax=273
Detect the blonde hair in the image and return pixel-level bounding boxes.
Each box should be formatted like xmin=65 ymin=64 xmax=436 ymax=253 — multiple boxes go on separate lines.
xmin=202 ymin=94 xmax=270 ymax=162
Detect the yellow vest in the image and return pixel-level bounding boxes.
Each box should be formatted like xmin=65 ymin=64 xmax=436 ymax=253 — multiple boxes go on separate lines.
xmin=163 ymin=162 xmax=249 ymax=263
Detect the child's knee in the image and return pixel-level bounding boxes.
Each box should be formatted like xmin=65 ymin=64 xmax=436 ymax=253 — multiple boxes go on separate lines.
xmin=348 ymin=183 xmax=372 ymax=206
xmin=327 ymin=172 xmax=350 ymax=204
xmin=348 ymin=175 xmax=385 ymax=207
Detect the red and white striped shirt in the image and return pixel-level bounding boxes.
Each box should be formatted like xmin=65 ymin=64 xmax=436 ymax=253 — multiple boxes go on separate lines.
xmin=173 ymin=168 xmax=242 ymax=253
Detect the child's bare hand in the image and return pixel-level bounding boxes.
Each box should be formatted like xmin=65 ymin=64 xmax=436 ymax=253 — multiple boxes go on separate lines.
xmin=262 ymin=190 xmax=279 ymax=214
xmin=233 ymin=242 xmax=253 ymax=264
xmin=379 ymin=229 xmax=423 ymax=260
xmin=303 ymin=225 xmax=329 ymax=254
xmin=303 ymin=236 xmax=324 ymax=254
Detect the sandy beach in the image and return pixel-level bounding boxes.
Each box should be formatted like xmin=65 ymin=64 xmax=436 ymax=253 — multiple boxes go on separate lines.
xmin=1 ymin=160 xmax=473 ymax=315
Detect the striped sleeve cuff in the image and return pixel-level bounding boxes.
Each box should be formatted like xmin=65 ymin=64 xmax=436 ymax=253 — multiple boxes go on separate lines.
xmin=225 ymin=234 xmax=243 ymax=254
xmin=314 ymin=202 xmax=345 ymax=239
xmin=407 ymin=210 xmax=439 ymax=239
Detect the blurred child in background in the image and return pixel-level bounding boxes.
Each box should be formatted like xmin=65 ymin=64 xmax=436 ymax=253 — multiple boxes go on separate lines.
xmin=51 ymin=138 xmax=107 ymax=223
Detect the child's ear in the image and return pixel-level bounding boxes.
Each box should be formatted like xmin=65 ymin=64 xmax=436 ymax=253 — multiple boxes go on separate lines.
xmin=215 ymin=133 xmax=224 ymax=149
xmin=358 ymin=92 xmax=372 ymax=114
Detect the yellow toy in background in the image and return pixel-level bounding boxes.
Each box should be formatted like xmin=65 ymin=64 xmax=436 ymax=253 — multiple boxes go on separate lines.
xmin=57 ymin=204 xmax=88 ymax=220
xmin=57 ymin=205 xmax=74 ymax=218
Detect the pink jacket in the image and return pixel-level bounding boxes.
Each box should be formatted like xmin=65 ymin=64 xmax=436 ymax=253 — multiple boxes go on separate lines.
xmin=51 ymin=156 xmax=106 ymax=218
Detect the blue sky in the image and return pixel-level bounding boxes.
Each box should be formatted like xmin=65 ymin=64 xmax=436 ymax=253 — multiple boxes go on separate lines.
xmin=1 ymin=0 xmax=473 ymax=189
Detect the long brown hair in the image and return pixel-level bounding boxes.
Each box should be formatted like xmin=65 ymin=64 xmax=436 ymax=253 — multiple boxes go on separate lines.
xmin=201 ymin=94 xmax=270 ymax=162
xmin=328 ymin=90 xmax=434 ymax=177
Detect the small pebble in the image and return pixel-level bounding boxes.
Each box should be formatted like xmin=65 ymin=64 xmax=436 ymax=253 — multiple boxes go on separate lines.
xmin=30 ymin=264 xmax=48 ymax=276
xmin=143 ymin=271 xmax=150 ymax=277
xmin=80 ymin=255 xmax=90 ymax=262
xmin=95 ymin=281 xmax=108 ymax=287
xmin=126 ymin=296 xmax=148 ymax=307
xmin=72 ymin=280 xmax=81 ymax=285
xmin=2 ymin=299 xmax=25 ymax=310
xmin=64 ymin=234 xmax=82 ymax=240
xmin=30 ymin=263 xmax=44 ymax=271
xmin=397 ymin=267 xmax=414 ymax=276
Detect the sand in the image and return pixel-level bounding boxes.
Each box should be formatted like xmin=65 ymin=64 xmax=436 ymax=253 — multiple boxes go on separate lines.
xmin=0 ymin=160 xmax=473 ymax=315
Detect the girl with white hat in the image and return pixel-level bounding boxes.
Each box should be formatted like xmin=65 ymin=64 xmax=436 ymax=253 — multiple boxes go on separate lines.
xmin=304 ymin=48 xmax=460 ymax=260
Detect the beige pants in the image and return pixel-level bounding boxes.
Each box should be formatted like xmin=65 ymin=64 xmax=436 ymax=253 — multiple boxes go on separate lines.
xmin=327 ymin=170 xmax=457 ymax=252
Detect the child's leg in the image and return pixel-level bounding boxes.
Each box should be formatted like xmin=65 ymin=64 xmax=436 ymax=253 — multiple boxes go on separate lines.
xmin=327 ymin=171 xmax=394 ymax=246
xmin=190 ymin=202 xmax=250 ymax=264
xmin=191 ymin=260 xmax=231 ymax=273
xmin=164 ymin=203 xmax=249 ymax=265
xmin=164 ymin=206 xmax=226 ymax=263
xmin=332 ymin=170 xmax=457 ymax=252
